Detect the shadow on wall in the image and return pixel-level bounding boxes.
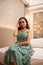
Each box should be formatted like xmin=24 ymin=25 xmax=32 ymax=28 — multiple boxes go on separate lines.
xmin=0 ymin=26 xmax=16 ymax=48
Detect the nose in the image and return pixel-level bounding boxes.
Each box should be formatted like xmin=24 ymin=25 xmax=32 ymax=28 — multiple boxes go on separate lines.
xmin=21 ymin=22 xmax=23 ymax=25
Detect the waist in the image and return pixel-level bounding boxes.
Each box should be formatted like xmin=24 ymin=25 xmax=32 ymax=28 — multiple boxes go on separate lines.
xmin=15 ymin=41 xmax=30 ymax=46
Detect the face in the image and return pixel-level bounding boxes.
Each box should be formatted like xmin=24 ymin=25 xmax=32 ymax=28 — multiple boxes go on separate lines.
xmin=19 ymin=19 xmax=26 ymax=29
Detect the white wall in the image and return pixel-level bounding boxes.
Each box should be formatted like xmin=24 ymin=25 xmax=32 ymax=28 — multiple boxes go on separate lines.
xmin=25 ymin=5 xmax=43 ymax=38
xmin=0 ymin=0 xmax=24 ymax=29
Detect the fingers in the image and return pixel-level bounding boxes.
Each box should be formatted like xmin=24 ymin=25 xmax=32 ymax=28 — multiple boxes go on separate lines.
xmin=16 ymin=22 xmax=19 ymax=28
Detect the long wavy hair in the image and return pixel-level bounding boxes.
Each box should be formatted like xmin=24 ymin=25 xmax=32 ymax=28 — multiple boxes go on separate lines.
xmin=18 ymin=17 xmax=30 ymax=30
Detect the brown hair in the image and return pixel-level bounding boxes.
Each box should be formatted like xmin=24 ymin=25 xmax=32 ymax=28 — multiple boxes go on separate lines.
xmin=18 ymin=17 xmax=30 ymax=30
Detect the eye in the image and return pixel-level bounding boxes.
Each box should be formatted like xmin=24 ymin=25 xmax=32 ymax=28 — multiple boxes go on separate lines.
xmin=22 ymin=21 xmax=24 ymax=23
xmin=19 ymin=21 xmax=25 ymax=24
xmin=19 ymin=22 xmax=21 ymax=24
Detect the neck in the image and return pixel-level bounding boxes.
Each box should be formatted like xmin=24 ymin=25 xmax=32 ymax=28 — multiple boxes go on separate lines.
xmin=21 ymin=27 xmax=26 ymax=30
xmin=21 ymin=28 xmax=26 ymax=32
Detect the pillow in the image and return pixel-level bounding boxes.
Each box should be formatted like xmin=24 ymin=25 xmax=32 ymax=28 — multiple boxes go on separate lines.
xmin=30 ymin=38 xmax=43 ymax=48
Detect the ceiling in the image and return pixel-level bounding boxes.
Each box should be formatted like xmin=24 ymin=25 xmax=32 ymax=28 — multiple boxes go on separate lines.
xmin=21 ymin=0 xmax=43 ymax=6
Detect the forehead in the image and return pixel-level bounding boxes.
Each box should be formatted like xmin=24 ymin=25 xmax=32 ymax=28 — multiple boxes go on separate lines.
xmin=19 ymin=19 xmax=26 ymax=22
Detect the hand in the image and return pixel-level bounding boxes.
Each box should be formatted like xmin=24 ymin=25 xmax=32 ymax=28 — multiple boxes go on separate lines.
xmin=14 ymin=22 xmax=19 ymax=36
xmin=16 ymin=21 xmax=19 ymax=28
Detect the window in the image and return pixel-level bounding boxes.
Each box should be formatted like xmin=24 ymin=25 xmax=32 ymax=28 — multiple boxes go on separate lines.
xmin=33 ymin=12 xmax=43 ymax=38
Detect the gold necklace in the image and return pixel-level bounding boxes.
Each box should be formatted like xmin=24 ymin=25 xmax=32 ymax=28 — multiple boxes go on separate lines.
xmin=21 ymin=28 xmax=26 ymax=32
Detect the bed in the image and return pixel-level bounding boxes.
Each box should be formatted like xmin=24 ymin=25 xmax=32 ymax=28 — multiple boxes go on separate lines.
xmin=0 ymin=46 xmax=43 ymax=65
xmin=0 ymin=27 xmax=43 ymax=65
xmin=31 ymin=48 xmax=43 ymax=65
xmin=30 ymin=38 xmax=43 ymax=65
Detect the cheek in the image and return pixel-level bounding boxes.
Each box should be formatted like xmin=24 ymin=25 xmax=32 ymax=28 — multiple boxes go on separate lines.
xmin=24 ymin=22 xmax=26 ymax=26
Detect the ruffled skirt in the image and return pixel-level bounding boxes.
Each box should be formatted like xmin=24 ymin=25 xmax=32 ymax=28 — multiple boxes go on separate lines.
xmin=4 ymin=43 xmax=34 ymax=65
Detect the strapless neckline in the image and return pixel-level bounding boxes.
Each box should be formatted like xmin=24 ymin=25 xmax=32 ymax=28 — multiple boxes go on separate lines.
xmin=18 ymin=31 xmax=28 ymax=35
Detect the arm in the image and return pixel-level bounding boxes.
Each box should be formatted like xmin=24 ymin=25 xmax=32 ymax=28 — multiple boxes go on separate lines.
xmin=13 ymin=28 xmax=18 ymax=37
xmin=13 ymin=22 xmax=19 ymax=44
xmin=20 ymin=29 xmax=32 ymax=45
xmin=13 ymin=28 xmax=18 ymax=43
xmin=13 ymin=22 xmax=19 ymax=37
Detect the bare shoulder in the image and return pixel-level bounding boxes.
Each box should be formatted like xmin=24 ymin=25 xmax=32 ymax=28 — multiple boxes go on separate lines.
xmin=26 ymin=29 xmax=31 ymax=33
xmin=27 ymin=29 xmax=32 ymax=35
xmin=27 ymin=29 xmax=32 ymax=37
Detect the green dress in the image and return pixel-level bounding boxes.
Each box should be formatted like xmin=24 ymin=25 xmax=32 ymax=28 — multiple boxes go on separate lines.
xmin=4 ymin=32 xmax=34 ymax=65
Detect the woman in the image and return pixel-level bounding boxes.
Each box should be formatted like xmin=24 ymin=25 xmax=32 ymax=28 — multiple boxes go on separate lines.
xmin=4 ymin=17 xmax=34 ymax=65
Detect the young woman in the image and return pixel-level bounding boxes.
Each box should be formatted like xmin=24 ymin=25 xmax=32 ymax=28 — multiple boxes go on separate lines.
xmin=4 ymin=17 xmax=34 ymax=65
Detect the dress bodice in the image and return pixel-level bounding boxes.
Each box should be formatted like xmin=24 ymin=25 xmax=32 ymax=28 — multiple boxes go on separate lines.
xmin=17 ymin=32 xmax=28 ymax=42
